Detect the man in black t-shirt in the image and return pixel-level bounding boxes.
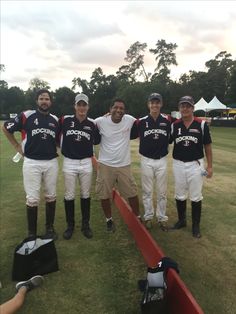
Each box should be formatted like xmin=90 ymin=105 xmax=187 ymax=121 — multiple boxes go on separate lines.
xmin=59 ymin=93 xmax=100 ymax=239
xmin=2 ymin=89 xmax=59 ymax=240
xmin=135 ymin=93 xmax=171 ymax=231
xmin=170 ymin=96 xmax=213 ymax=238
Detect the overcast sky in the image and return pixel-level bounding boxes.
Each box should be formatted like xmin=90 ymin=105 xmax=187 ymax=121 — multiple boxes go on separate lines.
xmin=1 ymin=1 xmax=236 ymax=91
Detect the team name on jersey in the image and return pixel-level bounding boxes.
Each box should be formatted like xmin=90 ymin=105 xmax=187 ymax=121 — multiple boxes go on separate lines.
xmin=176 ymin=135 xmax=198 ymax=144
xmin=189 ymin=128 xmax=200 ymax=133
xmin=144 ymin=129 xmax=167 ymax=137
xmin=32 ymin=128 xmax=56 ymax=138
xmin=66 ymin=129 xmax=90 ymax=140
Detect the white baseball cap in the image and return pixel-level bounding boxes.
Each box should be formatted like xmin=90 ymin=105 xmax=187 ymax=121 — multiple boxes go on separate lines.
xmin=75 ymin=93 xmax=89 ymax=104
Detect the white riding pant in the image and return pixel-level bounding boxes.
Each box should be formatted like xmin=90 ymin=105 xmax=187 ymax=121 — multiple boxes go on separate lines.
xmin=63 ymin=157 xmax=93 ymax=200
xmin=173 ymin=159 xmax=204 ymax=202
xmin=23 ymin=157 xmax=58 ymax=207
xmin=141 ymin=155 xmax=168 ymax=222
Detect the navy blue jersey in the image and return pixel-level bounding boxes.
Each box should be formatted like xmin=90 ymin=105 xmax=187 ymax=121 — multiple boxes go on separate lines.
xmin=4 ymin=110 xmax=59 ymax=160
xmin=170 ymin=117 xmax=212 ymax=161
xmin=59 ymin=115 xmax=100 ymax=159
xmin=137 ymin=114 xmax=171 ymax=159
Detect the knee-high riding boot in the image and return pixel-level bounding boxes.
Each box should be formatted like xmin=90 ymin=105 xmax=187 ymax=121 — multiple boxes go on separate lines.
xmin=26 ymin=206 xmax=37 ymax=239
xmin=81 ymin=198 xmax=93 ymax=239
xmin=63 ymin=199 xmax=75 ymax=240
xmin=172 ymin=199 xmax=187 ymax=229
xmin=44 ymin=201 xmax=57 ymax=240
xmin=191 ymin=201 xmax=202 ymax=238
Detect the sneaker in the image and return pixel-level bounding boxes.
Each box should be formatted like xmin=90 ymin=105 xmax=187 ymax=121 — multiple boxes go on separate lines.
xmin=16 ymin=275 xmax=44 ymax=292
xmin=158 ymin=221 xmax=169 ymax=232
xmin=137 ymin=216 xmax=143 ymax=223
xmin=81 ymin=224 xmax=93 ymax=239
xmin=106 ymin=219 xmax=116 ymax=232
xmin=144 ymin=220 xmax=152 ymax=230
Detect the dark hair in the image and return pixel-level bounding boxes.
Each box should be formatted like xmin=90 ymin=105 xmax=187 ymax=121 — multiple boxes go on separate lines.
xmin=112 ymin=98 xmax=125 ymax=107
xmin=36 ymin=89 xmax=53 ymax=102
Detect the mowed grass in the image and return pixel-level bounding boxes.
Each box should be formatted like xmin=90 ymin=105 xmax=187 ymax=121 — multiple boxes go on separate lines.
xmin=1 ymin=125 xmax=236 ymax=314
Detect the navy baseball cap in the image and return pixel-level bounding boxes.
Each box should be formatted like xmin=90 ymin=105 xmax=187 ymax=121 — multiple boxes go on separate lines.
xmin=75 ymin=93 xmax=89 ymax=104
xmin=148 ymin=93 xmax=162 ymax=102
xmin=178 ymin=96 xmax=194 ymax=106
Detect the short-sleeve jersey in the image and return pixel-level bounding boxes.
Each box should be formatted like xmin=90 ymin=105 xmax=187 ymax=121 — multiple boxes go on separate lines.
xmin=4 ymin=110 xmax=59 ymax=160
xmin=95 ymin=114 xmax=136 ymax=167
xmin=170 ymin=117 xmax=212 ymax=161
xmin=137 ymin=114 xmax=171 ymax=159
xmin=59 ymin=115 xmax=100 ymax=159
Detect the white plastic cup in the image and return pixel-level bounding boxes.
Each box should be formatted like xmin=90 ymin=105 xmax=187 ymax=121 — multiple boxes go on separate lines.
xmin=12 ymin=152 xmax=22 ymax=163
xmin=201 ymin=169 xmax=208 ymax=176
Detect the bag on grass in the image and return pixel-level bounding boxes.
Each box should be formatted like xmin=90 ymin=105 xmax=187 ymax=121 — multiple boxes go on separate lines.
xmin=12 ymin=236 xmax=59 ymax=281
xmin=139 ymin=257 xmax=179 ymax=314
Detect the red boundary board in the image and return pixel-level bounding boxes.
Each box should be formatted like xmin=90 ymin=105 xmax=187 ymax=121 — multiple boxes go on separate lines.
xmin=93 ymin=157 xmax=203 ymax=313
xmin=112 ymin=190 xmax=204 ymax=314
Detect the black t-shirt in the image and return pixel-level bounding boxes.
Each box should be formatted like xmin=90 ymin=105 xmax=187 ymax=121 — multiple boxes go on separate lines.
xmin=59 ymin=115 xmax=100 ymax=159
xmin=4 ymin=110 xmax=59 ymax=160
xmin=137 ymin=114 xmax=171 ymax=159
xmin=170 ymin=117 xmax=212 ymax=161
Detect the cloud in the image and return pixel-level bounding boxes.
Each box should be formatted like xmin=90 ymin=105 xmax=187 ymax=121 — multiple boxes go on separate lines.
xmin=1 ymin=1 xmax=236 ymax=90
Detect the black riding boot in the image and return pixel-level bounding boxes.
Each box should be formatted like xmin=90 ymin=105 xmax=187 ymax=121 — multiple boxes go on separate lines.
xmin=44 ymin=201 xmax=57 ymax=240
xmin=172 ymin=199 xmax=187 ymax=229
xmin=63 ymin=199 xmax=75 ymax=240
xmin=81 ymin=198 xmax=93 ymax=239
xmin=26 ymin=206 xmax=37 ymax=239
xmin=192 ymin=201 xmax=202 ymax=238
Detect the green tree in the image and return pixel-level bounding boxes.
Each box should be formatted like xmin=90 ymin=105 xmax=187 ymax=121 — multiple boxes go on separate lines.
xmin=150 ymin=39 xmax=178 ymax=83
xmin=89 ymin=73 xmax=119 ymax=117
xmin=29 ymin=78 xmax=50 ymax=91
xmin=71 ymin=77 xmax=90 ymax=95
xmin=0 ymin=64 xmax=8 ymax=89
xmin=54 ymin=87 xmax=75 ymax=116
xmin=205 ymin=51 xmax=236 ymax=101
xmin=116 ymin=65 xmax=132 ymax=83
xmin=89 ymin=67 xmax=106 ymax=93
xmin=4 ymin=86 xmax=25 ymax=113
xmin=124 ymin=41 xmax=149 ymax=82
xmin=226 ymin=64 xmax=236 ymax=103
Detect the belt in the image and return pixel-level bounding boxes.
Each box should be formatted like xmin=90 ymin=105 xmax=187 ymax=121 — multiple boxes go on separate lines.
xmin=178 ymin=160 xmax=195 ymax=163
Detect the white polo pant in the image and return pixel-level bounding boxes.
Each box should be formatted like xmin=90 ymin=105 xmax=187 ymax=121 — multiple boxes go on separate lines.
xmin=63 ymin=157 xmax=93 ymax=200
xmin=141 ymin=155 xmax=168 ymax=222
xmin=23 ymin=157 xmax=58 ymax=207
xmin=173 ymin=159 xmax=204 ymax=202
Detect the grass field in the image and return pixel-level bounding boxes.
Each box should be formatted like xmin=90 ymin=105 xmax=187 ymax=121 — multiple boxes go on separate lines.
xmin=0 ymin=125 xmax=236 ymax=314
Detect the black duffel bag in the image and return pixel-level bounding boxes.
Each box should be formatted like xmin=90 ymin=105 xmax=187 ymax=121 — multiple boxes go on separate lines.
xmin=12 ymin=236 xmax=59 ymax=281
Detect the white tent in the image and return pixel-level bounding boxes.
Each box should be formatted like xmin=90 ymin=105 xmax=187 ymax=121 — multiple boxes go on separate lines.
xmin=194 ymin=96 xmax=226 ymax=112
xmin=207 ymin=96 xmax=227 ymax=111
xmin=194 ymin=97 xmax=209 ymax=112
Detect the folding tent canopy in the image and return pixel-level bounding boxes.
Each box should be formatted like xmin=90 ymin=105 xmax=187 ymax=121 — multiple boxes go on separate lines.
xmin=207 ymin=96 xmax=227 ymax=111
xmin=194 ymin=97 xmax=209 ymax=112
xmin=194 ymin=96 xmax=227 ymax=113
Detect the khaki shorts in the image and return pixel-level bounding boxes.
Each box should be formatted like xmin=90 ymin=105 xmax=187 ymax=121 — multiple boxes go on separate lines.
xmin=95 ymin=163 xmax=138 ymax=200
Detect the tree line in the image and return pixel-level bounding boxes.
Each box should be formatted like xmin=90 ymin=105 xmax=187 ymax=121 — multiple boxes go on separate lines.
xmin=1 ymin=39 xmax=236 ymax=119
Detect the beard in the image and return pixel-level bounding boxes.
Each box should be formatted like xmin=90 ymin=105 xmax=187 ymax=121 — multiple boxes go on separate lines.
xmin=38 ymin=104 xmax=50 ymax=113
